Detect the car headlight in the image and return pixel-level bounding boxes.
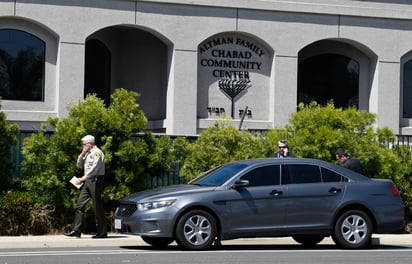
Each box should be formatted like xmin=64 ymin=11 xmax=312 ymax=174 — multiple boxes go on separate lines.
xmin=138 ymin=199 xmax=176 ymax=211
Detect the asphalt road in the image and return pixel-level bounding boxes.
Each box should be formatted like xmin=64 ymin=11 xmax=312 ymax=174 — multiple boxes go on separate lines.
xmin=1 ymin=234 xmax=411 ymax=264
xmin=1 ymin=244 xmax=412 ymax=264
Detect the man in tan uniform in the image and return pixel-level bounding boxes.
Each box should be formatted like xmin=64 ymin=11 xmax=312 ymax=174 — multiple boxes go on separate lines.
xmin=65 ymin=135 xmax=107 ymax=238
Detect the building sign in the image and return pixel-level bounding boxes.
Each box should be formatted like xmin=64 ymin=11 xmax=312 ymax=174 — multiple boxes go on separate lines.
xmin=199 ymin=37 xmax=264 ymax=79
xmin=197 ymin=34 xmax=271 ymax=120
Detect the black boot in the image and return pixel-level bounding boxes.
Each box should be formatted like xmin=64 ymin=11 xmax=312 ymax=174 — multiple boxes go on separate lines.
xmin=64 ymin=230 xmax=81 ymax=238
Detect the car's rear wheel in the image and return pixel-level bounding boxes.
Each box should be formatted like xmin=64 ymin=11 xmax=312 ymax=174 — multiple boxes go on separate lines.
xmin=292 ymin=235 xmax=325 ymax=247
xmin=332 ymin=209 xmax=372 ymax=249
xmin=175 ymin=210 xmax=217 ymax=250
xmin=141 ymin=236 xmax=174 ymax=248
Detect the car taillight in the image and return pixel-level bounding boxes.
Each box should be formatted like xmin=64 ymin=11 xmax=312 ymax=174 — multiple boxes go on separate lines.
xmin=390 ymin=185 xmax=400 ymax=197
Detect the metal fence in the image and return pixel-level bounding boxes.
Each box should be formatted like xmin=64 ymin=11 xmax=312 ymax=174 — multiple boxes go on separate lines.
xmin=391 ymin=134 xmax=412 ymax=149
xmin=146 ymin=164 xmax=183 ymax=188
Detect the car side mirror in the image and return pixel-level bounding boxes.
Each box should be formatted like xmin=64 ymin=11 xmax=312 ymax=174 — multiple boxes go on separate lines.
xmin=232 ymin=180 xmax=249 ymax=189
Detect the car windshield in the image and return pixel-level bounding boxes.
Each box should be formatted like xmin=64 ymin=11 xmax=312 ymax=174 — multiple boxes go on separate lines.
xmin=189 ymin=163 xmax=248 ymax=186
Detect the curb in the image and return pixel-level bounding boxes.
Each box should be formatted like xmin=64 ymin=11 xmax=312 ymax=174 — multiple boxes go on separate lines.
xmin=0 ymin=234 xmax=410 ymax=249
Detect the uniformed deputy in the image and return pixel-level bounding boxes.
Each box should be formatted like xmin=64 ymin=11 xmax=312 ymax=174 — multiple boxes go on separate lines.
xmin=65 ymin=135 xmax=107 ymax=238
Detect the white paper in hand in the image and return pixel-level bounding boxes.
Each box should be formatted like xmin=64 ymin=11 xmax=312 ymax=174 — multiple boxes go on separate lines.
xmin=70 ymin=176 xmax=83 ymax=189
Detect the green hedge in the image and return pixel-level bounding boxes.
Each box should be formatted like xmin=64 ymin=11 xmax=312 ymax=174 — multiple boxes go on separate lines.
xmin=0 ymin=191 xmax=54 ymax=235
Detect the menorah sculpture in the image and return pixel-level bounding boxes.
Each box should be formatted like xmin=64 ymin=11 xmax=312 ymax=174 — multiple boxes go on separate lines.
xmin=218 ymin=77 xmax=251 ymax=118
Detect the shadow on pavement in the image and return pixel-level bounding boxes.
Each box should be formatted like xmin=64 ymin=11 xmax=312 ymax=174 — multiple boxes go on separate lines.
xmin=120 ymin=243 xmax=410 ymax=251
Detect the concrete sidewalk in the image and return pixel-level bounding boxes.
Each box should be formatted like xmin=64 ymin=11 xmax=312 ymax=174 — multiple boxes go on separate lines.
xmin=0 ymin=233 xmax=410 ymax=249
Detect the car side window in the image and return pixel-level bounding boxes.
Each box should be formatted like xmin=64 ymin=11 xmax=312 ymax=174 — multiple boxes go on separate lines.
xmin=321 ymin=167 xmax=345 ymax=182
xmin=283 ymin=164 xmax=322 ymax=184
xmin=240 ymin=165 xmax=281 ymax=186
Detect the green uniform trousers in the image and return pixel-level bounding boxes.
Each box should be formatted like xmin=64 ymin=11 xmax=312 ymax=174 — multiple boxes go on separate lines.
xmin=72 ymin=176 xmax=107 ymax=235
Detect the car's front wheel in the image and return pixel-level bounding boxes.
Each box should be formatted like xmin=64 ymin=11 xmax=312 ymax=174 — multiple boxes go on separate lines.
xmin=332 ymin=209 xmax=372 ymax=249
xmin=141 ymin=236 xmax=174 ymax=248
xmin=175 ymin=210 xmax=217 ymax=250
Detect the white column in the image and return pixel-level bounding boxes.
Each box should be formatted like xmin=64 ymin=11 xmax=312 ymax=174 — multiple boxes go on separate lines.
xmin=166 ymin=49 xmax=198 ymax=135
xmin=57 ymin=42 xmax=85 ymax=118
xmin=375 ymin=61 xmax=400 ymax=134
xmin=273 ymin=55 xmax=298 ymax=128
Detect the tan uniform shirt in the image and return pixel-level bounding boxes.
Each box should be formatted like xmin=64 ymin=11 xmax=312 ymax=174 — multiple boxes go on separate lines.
xmin=77 ymin=145 xmax=105 ymax=179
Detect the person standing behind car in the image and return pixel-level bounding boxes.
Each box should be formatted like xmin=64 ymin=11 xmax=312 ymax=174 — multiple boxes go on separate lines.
xmin=335 ymin=148 xmax=363 ymax=174
xmin=65 ymin=135 xmax=107 ymax=239
xmin=271 ymin=139 xmax=296 ymax=158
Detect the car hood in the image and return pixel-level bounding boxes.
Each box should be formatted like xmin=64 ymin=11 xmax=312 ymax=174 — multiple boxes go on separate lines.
xmin=121 ymin=184 xmax=216 ymax=202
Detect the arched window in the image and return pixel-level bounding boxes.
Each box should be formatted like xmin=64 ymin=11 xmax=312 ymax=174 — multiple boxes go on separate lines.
xmin=298 ymin=53 xmax=359 ymax=108
xmin=402 ymin=59 xmax=412 ymax=118
xmin=0 ymin=29 xmax=45 ymax=101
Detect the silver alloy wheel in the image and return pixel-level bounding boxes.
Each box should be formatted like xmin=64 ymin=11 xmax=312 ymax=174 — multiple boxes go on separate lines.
xmin=183 ymin=214 xmax=212 ymax=245
xmin=340 ymin=214 xmax=368 ymax=244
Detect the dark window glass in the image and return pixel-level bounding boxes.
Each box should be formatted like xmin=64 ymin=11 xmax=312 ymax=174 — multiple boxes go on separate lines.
xmin=85 ymin=39 xmax=111 ymax=106
xmin=240 ymin=165 xmax=281 ymax=186
xmin=284 ymin=164 xmax=322 ymax=184
xmin=321 ymin=167 xmax=343 ymax=182
xmin=403 ymin=59 xmax=412 ymax=118
xmin=190 ymin=163 xmax=248 ymax=186
xmin=0 ymin=29 xmax=45 ymax=101
xmin=298 ymin=53 xmax=359 ymax=108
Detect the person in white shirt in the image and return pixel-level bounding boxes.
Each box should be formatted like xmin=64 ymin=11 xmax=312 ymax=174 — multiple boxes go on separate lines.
xmin=65 ymin=135 xmax=107 ymax=238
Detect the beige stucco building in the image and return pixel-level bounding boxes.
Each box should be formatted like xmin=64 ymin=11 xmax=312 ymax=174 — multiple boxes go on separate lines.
xmin=2 ymin=0 xmax=412 ymax=135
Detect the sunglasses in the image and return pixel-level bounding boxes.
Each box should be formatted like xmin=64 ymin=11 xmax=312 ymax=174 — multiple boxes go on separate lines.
xmin=278 ymin=146 xmax=287 ymax=149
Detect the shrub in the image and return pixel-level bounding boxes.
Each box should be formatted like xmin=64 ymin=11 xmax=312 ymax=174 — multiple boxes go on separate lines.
xmin=0 ymin=100 xmax=19 ymax=190
xmin=179 ymin=119 xmax=270 ymax=181
xmin=18 ymin=89 xmax=176 ymax=233
xmin=268 ymin=101 xmax=411 ymax=224
xmin=391 ymin=146 xmax=412 ymax=222
xmin=0 ymin=191 xmax=54 ymax=235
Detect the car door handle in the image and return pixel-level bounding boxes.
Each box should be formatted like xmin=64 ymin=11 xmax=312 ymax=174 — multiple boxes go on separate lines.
xmin=270 ymin=190 xmax=283 ymax=196
xmin=329 ymin=187 xmax=342 ymax=194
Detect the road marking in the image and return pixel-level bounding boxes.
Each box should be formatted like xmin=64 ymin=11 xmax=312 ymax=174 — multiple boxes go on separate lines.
xmin=1 ymin=247 xmax=412 ymax=257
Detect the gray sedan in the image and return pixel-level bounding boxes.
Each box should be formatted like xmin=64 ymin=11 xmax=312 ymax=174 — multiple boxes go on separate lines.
xmin=114 ymin=158 xmax=404 ymax=250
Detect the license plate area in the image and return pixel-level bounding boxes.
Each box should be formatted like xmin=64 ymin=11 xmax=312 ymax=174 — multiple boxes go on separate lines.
xmin=114 ymin=219 xmax=122 ymax=230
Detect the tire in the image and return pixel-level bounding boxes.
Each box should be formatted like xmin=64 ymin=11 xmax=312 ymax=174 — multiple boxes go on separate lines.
xmin=141 ymin=236 xmax=174 ymax=248
xmin=292 ymin=235 xmax=325 ymax=247
xmin=332 ymin=210 xmax=372 ymax=249
xmin=175 ymin=210 xmax=217 ymax=250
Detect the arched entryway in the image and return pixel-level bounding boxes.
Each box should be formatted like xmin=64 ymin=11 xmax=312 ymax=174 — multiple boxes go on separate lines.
xmin=85 ymin=26 xmax=170 ymax=132
xmin=298 ymin=39 xmax=375 ymax=110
